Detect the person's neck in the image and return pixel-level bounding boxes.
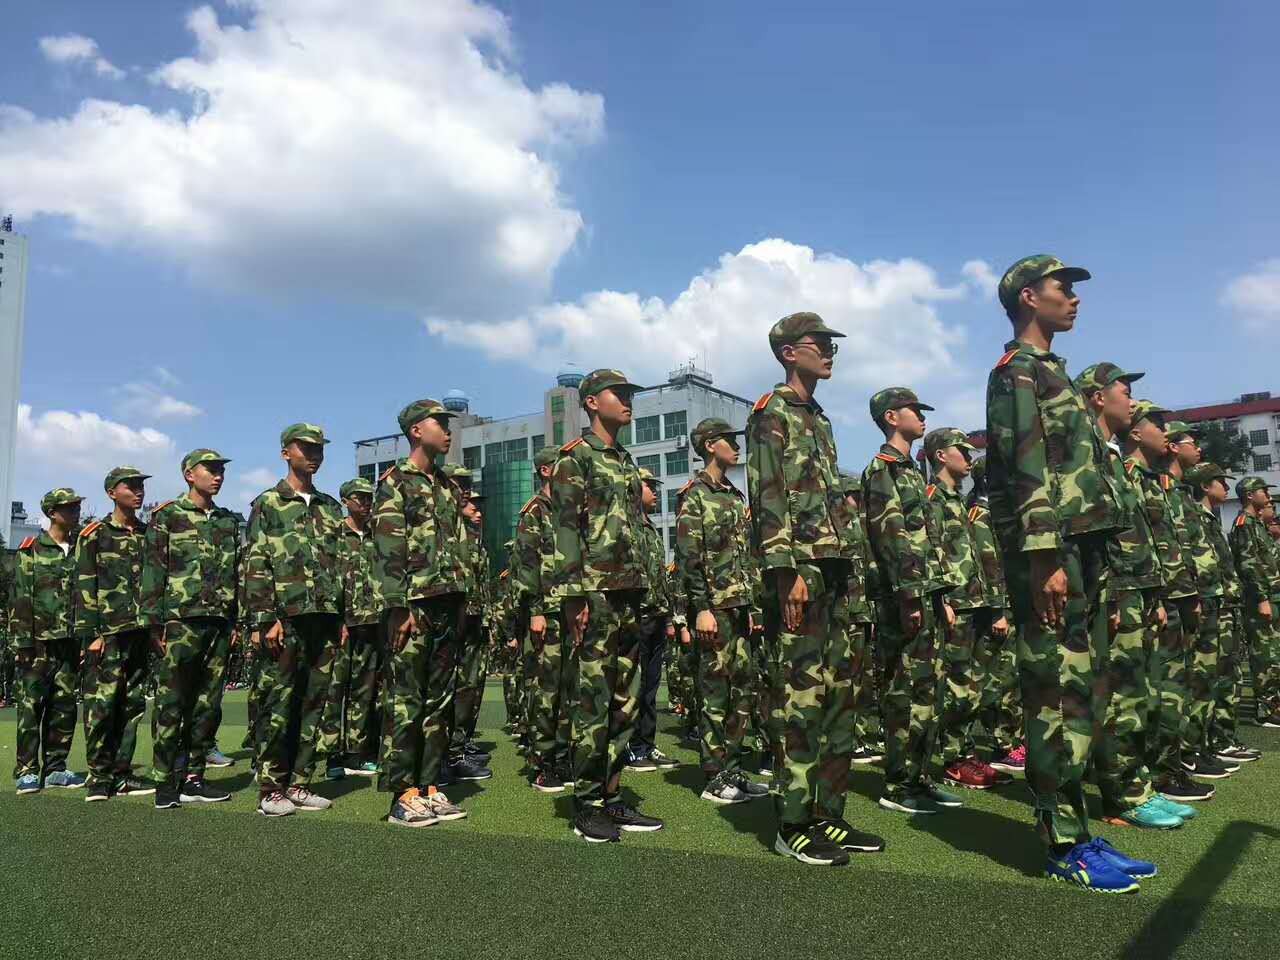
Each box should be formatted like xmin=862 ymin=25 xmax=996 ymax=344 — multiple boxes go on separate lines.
xmin=1167 ymin=459 xmax=1184 ymax=479
xmin=783 ymin=367 xmax=818 ymax=404
xmin=408 ymin=445 xmax=436 ymax=474
xmin=1094 ymin=411 xmax=1114 ymax=442
xmin=48 ymin=522 xmax=71 ymax=545
xmin=1200 ymin=496 xmax=1216 ymax=513
xmin=188 ymin=486 xmax=214 ymax=511
xmin=111 ymin=505 xmax=138 ymax=529
xmin=1126 ymin=446 xmax=1151 ymax=469
xmin=539 ymin=481 xmax=551 ymax=499
xmin=703 ymin=458 xmax=726 ymax=485
xmin=937 ymin=470 xmax=960 ymax=491
xmin=1244 ymin=501 xmax=1258 ymax=517
xmin=591 ymin=417 xmax=619 ymax=448
xmin=286 ymin=468 xmax=315 ymax=494
xmin=1016 ymin=317 xmax=1053 ymax=352
xmin=887 ymin=432 xmax=913 ymax=458
xmin=346 ymin=514 xmax=367 ymax=533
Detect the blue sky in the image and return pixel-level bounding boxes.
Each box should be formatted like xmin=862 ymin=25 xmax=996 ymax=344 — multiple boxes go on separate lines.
xmin=2 ymin=0 xmax=1278 ymax=518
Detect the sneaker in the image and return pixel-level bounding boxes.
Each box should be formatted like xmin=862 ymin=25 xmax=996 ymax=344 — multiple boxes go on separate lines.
xmin=448 ymin=758 xmax=493 ymax=782
xmin=729 ymin=770 xmax=770 ymax=798
xmin=1181 ymin=754 xmax=1234 ymax=780
xmin=1087 ymin=837 xmax=1158 ymax=879
xmin=648 ymin=748 xmax=679 ymax=769
xmin=624 ymin=749 xmax=659 ymax=772
xmin=701 ymin=772 xmax=750 ymax=805
xmin=1216 ymin=743 xmax=1261 ymax=763
xmin=386 ymin=788 xmax=438 ymax=828
xmin=774 ymin=824 xmax=850 ymax=866
xmin=1259 ymin=715 xmax=1280 ymax=729
xmin=44 ymin=770 xmax=87 ymax=789
xmin=16 ymin=774 xmax=41 ymax=795
xmin=114 ymin=776 xmax=156 ymax=797
xmin=258 ymin=791 xmax=296 ymax=817
xmin=205 ymin=748 xmax=234 ymax=768
xmin=603 ymin=801 xmax=664 ymax=832
xmin=531 ymin=769 xmax=566 ymax=794
xmin=154 ymin=783 xmax=180 ymax=810
xmin=878 ymin=791 xmax=940 ymax=815
xmin=180 ymin=778 xmax=232 ymax=803
xmin=757 ymin=752 xmax=774 ymax=776
xmin=943 ymin=758 xmax=994 ymax=790
xmin=975 ymin=758 xmax=1013 ymax=785
xmin=1150 ymin=794 xmax=1197 ymax=821
xmin=573 ymin=807 xmax=621 ymax=843
xmin=680 ymin=728 xmax=701 ymax=747
xmin=991 ymin=744 xmax=1027 ymax=774
xmin=345 ymin=761 xmax=379 ymax=777
xmin=85 ymin=782 xmax=111 ymax=803
xmin=424 ymin=788 xmax=468 ymax=822
xmin=815 ymin=817 xmax=886 ymax=853
xmin=1103 ymin=797 xmax=1183 ymax=830
xmin=285 ymin=785 xmax=332 ymax=811
xmin=924 ymin=782 xmax=964 ymax=808
xmin=1157 ymin=771 xmax=1215 ymax=802
xmin=851 ymin=747 xmax=883 ymax=765
xmin=464 ymin=742 xmax=491 ymax=764
xmin=1044 ymin=842 xmax=1140 ymax=893
xmin=325 ymin=764 xmax=347 ymax=781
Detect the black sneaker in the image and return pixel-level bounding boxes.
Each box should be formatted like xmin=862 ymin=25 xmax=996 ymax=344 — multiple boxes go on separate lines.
xmin=115 ymin=776 xmax=156 ymax=796
xmin=624 ymin=749 xmax=658 ymax=772
xmin=1158 ymin=771 xmax=1215 ymax=802
xmin=448 ymin=759 xmax=493 ymax=782
xmin=774 ymin=823 xmax=850 ymax=866
xmin=603 ymin=801 xmax=664 ymax=832
xmin=154 ymin=782 xmax=180 ymax=810
xmin=757 ymin=751 xmax=774 ymax=776
xmin=463 ymin=742 xmax=491 ymax=764
xmin=814 ymin=817 xmax=886 ymax=853
xmin=554 ymin=760 xmax=577 ymax=787
xmin=1182 ymin=754 xmax=1234 ymax=780
xmin=1259 ymin=715 xmax=1280 ymax=729
xmin=850 ymin=747 xmax=883 ymax=765
xmin=647 ymin=747 xmax=679 ymax=769
xmin=573 ymin=807 xmax=621 ymax=844
xmin=180 ymin=778 xmax=232 ymax=803
xmin=85 ymin=781 xmax=111 ymax=803
xmin=1218 ymin=742 xmax=1262 ymax=763
xmin=531 ymin=768 xmax=566 ymax=794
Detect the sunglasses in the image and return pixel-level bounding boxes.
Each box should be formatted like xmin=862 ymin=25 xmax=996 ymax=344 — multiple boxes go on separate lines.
xmin=791 ymin=338 xmax=838 ymax=357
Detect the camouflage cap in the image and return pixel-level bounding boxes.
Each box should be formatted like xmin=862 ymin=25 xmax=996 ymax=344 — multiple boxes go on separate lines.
xmin=467 ymin=487 xmax=486 ymax=501
xmin=1073 ymin=362 xmax=1144 ymax=396
xmin=339 ymin=478 xmax=374 ymax=500
xmin=103 ymin=465 xmax=151 ymax=493
xmin=396 ymin=399 xmax=458 ymax=435
xmin=638 ymin=467 xmax=664 ymax=486
xmin=998 ymin=255 xmax=1092 ymax=312
xmin=181 ymin=448 xmax=232 ymax=473
xmin=1236 ymin=476 xmax=1274 ymax=498
xmin=970 ymin=456 xmax=989 ymax=485
xmin=280 ymin=422 xmax=329 ymax=447
xmin=578 ymin=368 xmax=642 ymax=402
xmin=441 ymin=464 xmax=473 ymax=483
xmin=40 ymin=487 xmax=83 ymax=516
xmin=839 ymin=472 xmax=861 ymax=494
xmin=923 ymin=427 xmax=978 ymax=464
xmin=690 ymin=416 xmax=745 ymax=453
xmin=869 ymin=387 xmax=935 ymax=422
xmin=767 ymin=311 xmax=846 ymax=350
xmin=1184 ymin=462 xmax=1234 ymax=489
xmin=1130 ymin=399 xmax=1171 ymax=428
xmin=533 ymin=445 xmax=560 ymax=469
xmin=1163 ymin=420 xmax=1201 ymax=441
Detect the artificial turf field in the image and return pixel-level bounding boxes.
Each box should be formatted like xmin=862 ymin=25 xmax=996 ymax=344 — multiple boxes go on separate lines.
xmin=3 ymin=685 xmax=1280 ymax=960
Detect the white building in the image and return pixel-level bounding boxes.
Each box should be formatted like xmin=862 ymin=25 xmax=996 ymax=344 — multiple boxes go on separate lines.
xmin=0 ymin=217 xmax=28 ymax=546
xmin=1172 ymin=391 xmax=1280 ymax=528
xmin=354 ymin=363 xmax=754 ymax=567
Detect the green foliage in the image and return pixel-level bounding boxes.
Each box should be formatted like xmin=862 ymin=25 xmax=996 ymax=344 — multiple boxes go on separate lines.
xmin=1198 ymin=421 xmax=1254 ymax=472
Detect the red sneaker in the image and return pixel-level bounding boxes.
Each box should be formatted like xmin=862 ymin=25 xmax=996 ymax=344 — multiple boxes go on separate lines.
xmin=943 ymin=758 xmax=995 ymax=790
xmin=974 ymin=757 xmax=1012 ymax=785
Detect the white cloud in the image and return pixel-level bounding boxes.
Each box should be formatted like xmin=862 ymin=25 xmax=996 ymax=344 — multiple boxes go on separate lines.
xmin=38 ymin=34 xmax=124 ymax=79
xmin=234 ymin=466 xmax=281 ymax=507
xmin=962 ymin=259 xmax=998 ymax=300
xmin=152 ymin=365 xmax=180 ymax=388
xmin=1223 ymin=259 xmax=1280 ymax=327
xmin=428 ymin=238 xmax=976 ymax=423
xmin=4 ymin=0 xmax=604 ymax=318
xmin=114 ymin=377 xmax=204 ymax=421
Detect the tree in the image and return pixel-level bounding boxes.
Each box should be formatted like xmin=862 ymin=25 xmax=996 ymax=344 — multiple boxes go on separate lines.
xmin=1197 ymin=421 xmax=1253 ymax=472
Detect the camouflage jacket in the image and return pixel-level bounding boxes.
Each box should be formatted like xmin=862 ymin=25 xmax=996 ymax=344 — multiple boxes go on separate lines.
xmin=1123 ymin=459 xmax=1197 ymax=600
xmin=926 ymin=481 xmax=988 ymax=611
xmin=639 ymin=519 xmax=673 ymax=618
xmin=863 ymin=444 xmax=953 ymax=601
xmin=511 ymin=492 xmax=559 ymax=616
xmin=965 ymin=494 xmax=1007 ymax=611
xmin=1230 ymin=513 xmax=1276 ymax=606
xmin=675 ymin=470 xmax=753 ymax=612
xmin=1194 ymin=505 xmax=1240 ymax=605
xmin=1098 ymin=443 xmax=1161 ymax=593
xmin=372 ymin=458 xmax=467 ymax=607
xmin=463 ymin=529 xmax=493 ymax=620
xmin=0 ymin=550 xmax=11 ymax=647
xmin=140 ymin=495 xmax=241 ymax=625
xmin=75 ymin=515 xmax=147 ymax=638
xmin=985 ymin=340 xmax=1123 ymax=553
xmin=843 ymin=475 xmax=876 ymax=624
xmin=339 ymin=522 xmax=380 ymax=626
xmin=549 ymin=433 xmax=647 ymax=596
xmin=1167 ymin=476 xmax=1211 ymax=597
xmin=11 ymin=532 xmax=79 ymax=649
xmin=746 ymin=384 xmax=860 ymax=570
xmin=243 ymin=480 xmax=344 ymax=625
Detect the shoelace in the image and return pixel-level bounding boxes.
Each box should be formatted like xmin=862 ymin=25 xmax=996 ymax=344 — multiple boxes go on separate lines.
xmin=289 ymin=787 xmax=313 ymax=802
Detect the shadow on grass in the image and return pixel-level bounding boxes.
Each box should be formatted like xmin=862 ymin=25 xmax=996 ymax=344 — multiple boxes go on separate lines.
xmin=905 ymin=800 xmax=1044 ymax=877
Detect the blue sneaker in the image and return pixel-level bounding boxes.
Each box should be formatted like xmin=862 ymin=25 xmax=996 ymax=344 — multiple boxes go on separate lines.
xmin=206 ymin=748 xmax=234 ymax=769
xmin=16 ymin=774 xmax=41 ymax=795
xmin=44 ymin=770 xmax=87 ymax=789
xmin=325 ymin=764 xmax=347 ymax=781
xmin=1044 ymin=842 xmax=1140 ymax=893
xmin=1109 ymin=797 xmax=1183 ymax=830
xmin=1087 ymin=837 xmax=1158 ymax=879
xmin=1153 ymin=794 xmax=1197 ymax=820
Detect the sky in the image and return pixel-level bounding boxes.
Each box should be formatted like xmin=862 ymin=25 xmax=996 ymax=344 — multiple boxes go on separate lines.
xmin=2 ymin=0 xmax=1279 ymax=519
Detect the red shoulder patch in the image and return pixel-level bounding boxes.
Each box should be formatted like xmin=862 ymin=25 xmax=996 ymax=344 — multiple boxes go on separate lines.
xmin=378 ymin=465 xmax=396 ymax=482
xmin=875 ymin=453 xmax=897 ymax=463
xmin=1161 ymin=475 xmax=1172 ymax=491
xmin=559 ymin=437 xmax=584 ymax=454
xmin=994 ymin=348 xmax=1019 ymax=369
xmin=1124 ymin=461 xmax=1137 ymax=474
xmin=752 ymin=391 xmax=774 ymax=413
xmin=78 ymin=520 xmax=102 ymax=540
xmin=18 ymin=536 xmax=37 ymax=550
xmin=1235 ymin=514 xmax=1247 ymax=527
xmin=926 ymin=484 xmax=937 ymax=499
xmin=667 ymin=562 xmax=677 ymax=574
xmin=152 ymin=499 xmax=177 ymax=514
xmin=519 ymin=496 xmax=538 ymax=515
xmin=968 ymin=506 xmax=981 ymax=523
xmin=678 ymin=478 xmax=695 ymax=495
xmin=499 ymin=569 xmax=509 ymax=579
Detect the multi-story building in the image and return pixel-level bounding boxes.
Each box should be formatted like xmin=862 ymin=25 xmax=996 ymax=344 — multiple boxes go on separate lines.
xmin=353 ymin=363 xmax=753 ymax=572
xmin=7 ymin=501 xmax=41 ymax=548
xmin=1171 ymin=391 xmax=1280 ymax=527
xmin=0 ymin=216 xmax=29 ymax=546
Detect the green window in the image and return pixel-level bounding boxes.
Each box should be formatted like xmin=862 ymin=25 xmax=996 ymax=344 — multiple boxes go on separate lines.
xmin=551 ymin=395 xmax=565 ymax=416
xmin=462 ymin=446 xmax=481 ymax=471
xmin=663 ymin=410 xmax=687 ymax=440
xmin=484 ymin=441 xmax=504 ymax=466
xmin=666 ymin=489 xmax=681 ymax=514
xmin=531 ymin=434 xmax=545 ymax=453
xmin=504 ymin=437 xmax=529 ymax=462
xmin=635 ymin=415 xmax=660 ymax=444
xmin=617 ymin=423 xmax=632 ymax=446
xmin=636 ymin=454 xmax=662 ymax=477
xmin=667 ymin=526 xmax=679 ymax=551
xmin=358 ymin=463 xmax=376 ymax=482
xmin=377 ymin=460 xmax=396 ymax=476
xmin=665 ymin=450 xmax=689 ymax=476
xmin=553 ymin=422 xmax=565 ymax=446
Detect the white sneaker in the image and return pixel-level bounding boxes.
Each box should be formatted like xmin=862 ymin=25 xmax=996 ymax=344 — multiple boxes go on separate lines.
xmin=258 ymin=791 xmax=296 ymax=817
xmin=285 ymin=785 xmax=333 ymax=811
xmin=425 ymin=789 xmax=468 ymax=822
xmin=701 ymin=774 xmax=749 ymax=805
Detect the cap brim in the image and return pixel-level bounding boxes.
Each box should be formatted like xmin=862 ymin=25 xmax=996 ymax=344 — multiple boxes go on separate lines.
xmin=1117 ymin=370 xmax=1145 ymax=384
xmin=914 ymin=402 xmax=936 ymax=412
xmin=813 ymin=323 xmax=847 ymax=339
xmin=1049 ymin=266 xmax=1091 ymax=283
xmin=289 ymin=436 xmax=330 ymax=445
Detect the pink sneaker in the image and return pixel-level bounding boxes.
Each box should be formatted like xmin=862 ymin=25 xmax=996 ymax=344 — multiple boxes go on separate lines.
xmin=990 ymin=744 xmax=1026 ymax=774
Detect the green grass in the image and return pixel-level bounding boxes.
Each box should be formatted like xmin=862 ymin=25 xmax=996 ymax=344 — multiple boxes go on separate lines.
xmin=3 ymin=685 xmax=1280 ymax=960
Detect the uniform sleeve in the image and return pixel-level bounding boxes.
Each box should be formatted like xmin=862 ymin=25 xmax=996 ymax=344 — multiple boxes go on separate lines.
xmin=512 ymin=509 xmax=544 ymax=616
xmin=864 ymin=463 xmax=928 ymax=601
xmin=1231 ymin=521 xmax=1269 ymax=604
xmin=987 ymin=363 xmax=1060 ymax=552
xmin=549 ymin=453 xmax=587 ymax=598
xmin=242 ymin=499 xmax=279 ymax=626
xmin=138 ymin=515 xmax=169 ymax=627
xmin=676 ymin=489 xmax=711 ymax=613
xmin=12 ymin=550 xmax=35 ymax=651
xmin=74 ymin=530 xmax=99 ymax=640
xmin=746 ymin=406 xmax=795 ymax=570
xmin=372 ymin=478 xmax=409 ymax=610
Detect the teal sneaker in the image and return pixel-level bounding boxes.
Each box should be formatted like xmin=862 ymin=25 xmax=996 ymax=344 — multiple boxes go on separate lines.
xmin=877 ymin=791 xmax=941 ymax=815
xmin=345 ymin=761 xmax=379 ymax=777
xmin=1108 ymin=797 xmax=1182 ymax=830
xmin=325 ymin=764 xmax=346 ymax=781
xmin=1044 ymin=842 xmax=1140 ymax=893
xmin=924 ymin=783 xmax=964 ymax=808
xmin=1151 ymin=794 xmax=1197 ymax=820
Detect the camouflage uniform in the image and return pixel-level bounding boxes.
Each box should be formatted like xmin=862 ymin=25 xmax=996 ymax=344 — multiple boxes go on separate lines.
xmin=549 ymin=376 xmax=649 ymax=808
xmin=449 ymin=501 xmax=491 ymax=765
xmin=243 ymin=456 xmax=344 ymax=794
xmin=747 ymin=351 xmax=862 ymax=829
xmin=141 ymin=459 xmax=242 ymax=787
xmin=0 ymin=549 xmax=13 ymax=705
xmin=1229 ymin=480 xmax=1280 ymax=724
xmin=986 ymin=322 xmax=1124 ymax=846
xmin=10 ymin=490 xmax=84 ymax=781
xmin=372 ymin=400 xmax=466 ymax=796
xmin=76 ymin=468 xmax=152 ymax=789
xmin=838 ymin=475 xmax=881 ymax=757
xmin=635 ymin=488 xmax=675 ymax=759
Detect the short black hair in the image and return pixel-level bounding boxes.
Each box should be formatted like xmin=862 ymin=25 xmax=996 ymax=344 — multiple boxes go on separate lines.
xmin=1006 ymin=276 xmax=1053 ymax=323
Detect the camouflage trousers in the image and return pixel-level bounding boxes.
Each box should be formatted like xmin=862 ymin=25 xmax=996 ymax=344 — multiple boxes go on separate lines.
xmin=877 ymin=595 xmax=943 ymax=800
xmin=748 ymin=628 xmax=774 ymax=756
xmin=13 ymin=638 xmax=80 ymax=779
xmin=1150 ymin=598 xmax=1196 ymax=780
xmin=0 ymin=643 xmax=16 ymax=701
xmin=494 ymin=639 xmax=522 ymax=728
xmin=82 ymin=628 xmax=150 ymax=787
xmin=1210 ymin=605 xmax=1242 ymax=746
xmin=377 ymin=598 xmax=461 ymax=794
xmin=317 ymin=622 xmax=382 ymax=764
xmin=242 ymin=651 xmax=263 ymax=750
xmin=1005 ymin=537 xmax=1106 ymax=848
xmin=524 ymin=614 xmax=574 ymax=769
xmin=1092 ymin=590 xmax=1158 ymax=814
xmin=448 ymin=615 xmax=488 ymax=761
xmin=851 ymin=622 xmax=882 ymax=752
xmin=763 ymin=560 xmax=857 ymax=827
xmin=254 ymin=614 xmax=338 ymax=793
xmin=697 ymin=606 xmax=753 ymax=777
xmin=151 ymin=618 xmax=231 ymax=784
xmin=1245 ymin=602 xmax=1280 ymax=720
xmin=675 ymin=639 xmax=702 ymax=735
xmin=195 ymin=626 xmax=232 ymax=757
xmin=937 ymin=609 xmax=989 ymax=764
xmin=572 ymin=590 xmax=642 ymax=808
xmin=1186 ymin=597 xmax=1222 ymax=752
xmin=976 ymin=624 xmax=1021 ymax=757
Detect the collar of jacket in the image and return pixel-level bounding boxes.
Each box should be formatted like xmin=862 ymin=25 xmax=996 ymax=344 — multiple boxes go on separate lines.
xmin=37 ymin=531 xmax=67 ymax=551
xmin=694 ymin=468 xmax=742 ymax=496
xmin=175 ymin=493 xmax=218 ymax=514
xmin=1003 ymin=338 xmax=1064 ymax=364
xmin=931 ymin=480 xmax=963 ymax=500
xmin=582 ymin=431 xmax=630 ymax=456
xmin=397 ymin=457 xmax=442 ymax=482
xmin=101 ymin=512 xmax=144 ymax=532
xmin=877 ymin=442 xmax=910 ymax=464
xmin=772 ymin=383 xmax=824 ymax=415
xmin=1123 ymin=455 xmax=1160 ymax=480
